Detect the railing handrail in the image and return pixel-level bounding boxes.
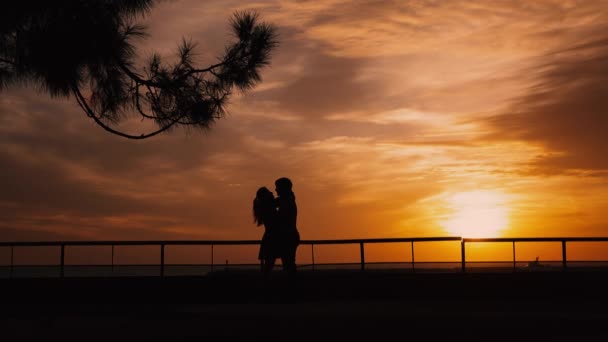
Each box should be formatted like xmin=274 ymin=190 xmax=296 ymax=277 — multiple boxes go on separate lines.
xmin=3 ymin=236 xmax=608 ymax=247
xmin=463 ymin=237 xmax=608 ymax=242
xmin=0 ymin=236 xmax=466 ymax=247
xmin=301 ymin=237 xmax=463 ymax=244
xmin=0 ymin=240 xmax=259 ymax=247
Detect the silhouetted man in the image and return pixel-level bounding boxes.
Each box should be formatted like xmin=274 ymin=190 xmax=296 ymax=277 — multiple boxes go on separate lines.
xmin=275 ymin=177 xmax=300 ymax=276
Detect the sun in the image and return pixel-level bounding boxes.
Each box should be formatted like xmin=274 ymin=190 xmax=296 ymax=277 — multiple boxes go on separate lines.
xmin=440 ymin=190 xmax=509 ymax=238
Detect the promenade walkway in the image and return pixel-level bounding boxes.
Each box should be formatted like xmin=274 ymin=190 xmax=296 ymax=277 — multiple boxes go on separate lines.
xmin=3 ymin=269 xmax=608 ymax=340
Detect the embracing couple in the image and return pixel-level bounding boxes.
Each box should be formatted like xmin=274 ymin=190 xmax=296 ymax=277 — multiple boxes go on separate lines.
xmin=253 ymin=177 xmax=301 ymax=278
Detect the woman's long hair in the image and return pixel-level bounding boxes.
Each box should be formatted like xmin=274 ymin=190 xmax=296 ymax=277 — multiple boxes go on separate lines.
xmin=253 ymin=187 xmax=274 ymax=226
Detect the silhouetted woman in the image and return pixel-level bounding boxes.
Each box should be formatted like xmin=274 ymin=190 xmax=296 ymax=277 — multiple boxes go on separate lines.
xmin=253 ymin=187 xmax=280 ymax=276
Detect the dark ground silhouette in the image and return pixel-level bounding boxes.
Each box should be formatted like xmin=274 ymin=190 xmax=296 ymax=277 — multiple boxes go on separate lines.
xmin=2 ymin=269 xmax=608 ymax=341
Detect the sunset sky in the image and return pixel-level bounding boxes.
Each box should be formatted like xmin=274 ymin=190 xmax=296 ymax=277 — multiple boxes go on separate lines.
xmin=2 ymin=0 xmax=608 ymax=261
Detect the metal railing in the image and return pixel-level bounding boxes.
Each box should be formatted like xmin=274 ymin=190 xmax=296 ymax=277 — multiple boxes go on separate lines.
xmin=462 ymin=237 xmax=608 ymax=272
xmin=1 ymin=236 xmax=608 ymax=278
xmin=302 ymin=237 xmax=461 ymax=272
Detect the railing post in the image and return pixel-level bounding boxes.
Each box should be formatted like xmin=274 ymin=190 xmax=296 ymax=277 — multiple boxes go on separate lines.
xmin=311 ymin=243 xmax=315 ymax=271
xmin=211 ymin=244 xmax=214 ymax=273
xmin=461 ymin=240 xmax=466 ymax=273
xmin=60 ymin=244 xmax=65 ymax=278
xmin=111 ymin=244 xmax=115 ymax=275
xmin=512 ymin=241 xmax=516 ymax=271
xmin=160 ymin=243 xmax=165 ymax=277
xmin=10 ymin=245 xmax=14 ymax=279
xmin=360 ymin=242 xmax=365 ymax=271
xmin=411 ymin=241 xmax=415 ymax=272
xmin=562 ymin=240 xmax=567 ymax=270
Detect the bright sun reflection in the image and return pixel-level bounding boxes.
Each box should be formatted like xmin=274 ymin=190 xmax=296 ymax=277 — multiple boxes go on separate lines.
xmin=440 ymin=190 xmax=509 ymax=238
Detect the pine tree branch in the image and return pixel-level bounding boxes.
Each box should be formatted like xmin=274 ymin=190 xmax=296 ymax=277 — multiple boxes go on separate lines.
xmin=72 ymin=86 xmax=183 ymax=140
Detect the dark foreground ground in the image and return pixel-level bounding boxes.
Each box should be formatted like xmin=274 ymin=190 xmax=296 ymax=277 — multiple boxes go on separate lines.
xmin=2 ymin=269 xmax=608 ymax=341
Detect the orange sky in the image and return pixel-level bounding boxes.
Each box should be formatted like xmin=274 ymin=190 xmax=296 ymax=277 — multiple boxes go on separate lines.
xmin=1 ymin=0 xmax=608 ymax=263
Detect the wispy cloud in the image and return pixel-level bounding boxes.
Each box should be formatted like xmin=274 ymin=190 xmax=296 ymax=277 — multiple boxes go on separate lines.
xmin=485 ymin=34 xmax=608 ymax=173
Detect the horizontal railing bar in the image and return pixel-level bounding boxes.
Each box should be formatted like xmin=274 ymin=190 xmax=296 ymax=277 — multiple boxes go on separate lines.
xmin=300 ymin=237 xmax=463 ymax=244
xmin=0 ymin=237 xmax=466 ymax=247
xmin=294 ymin=261 xmax=461 ymax=266
xmin=0 ymin=240 xmax=260 ymax=247
xmin=4 ymin=236 xmax=608 ymax=248
xmin=0 ymin=264 xmax=256 ymax=268
xmin=464 ymin=237 xmax=608 ymax=242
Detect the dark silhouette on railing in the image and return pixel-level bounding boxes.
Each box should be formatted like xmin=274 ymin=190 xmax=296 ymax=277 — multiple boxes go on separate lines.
xmin=2 ymin=237 xmax=608 ymax=278
xmin=0 ymin=1 xmax=277 ymax=139
xmin=253 ymin=186 xmax=281 ymax=276
xmin=274 ymin=177 xmax=300 ymax=277
xmin=252 ymin=177 xmax=300 ymax=281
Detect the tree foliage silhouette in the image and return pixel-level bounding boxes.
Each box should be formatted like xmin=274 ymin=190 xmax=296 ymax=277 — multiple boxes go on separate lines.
xmin=0 ymin=0 xmax=277 ymax=139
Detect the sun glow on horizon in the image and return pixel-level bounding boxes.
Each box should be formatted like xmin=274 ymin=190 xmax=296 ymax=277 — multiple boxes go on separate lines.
xmin=440 ymin=190 xmax=510 ymax=238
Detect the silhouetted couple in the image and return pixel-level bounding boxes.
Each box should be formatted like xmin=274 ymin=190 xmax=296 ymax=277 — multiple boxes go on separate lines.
xmin=253 ymin=177 xmax=300 ymax=279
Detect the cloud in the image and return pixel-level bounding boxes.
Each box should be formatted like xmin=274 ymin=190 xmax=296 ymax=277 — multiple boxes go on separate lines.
xmin=241 ymin=0 xmax=608 ymax=121
xmin=485 ymin=35 xmax=608 ymax=172
xmin=294 ymin=0 xmax=607 ymax=57
xmin=253 ymin=53 xmax=380 ymax=118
